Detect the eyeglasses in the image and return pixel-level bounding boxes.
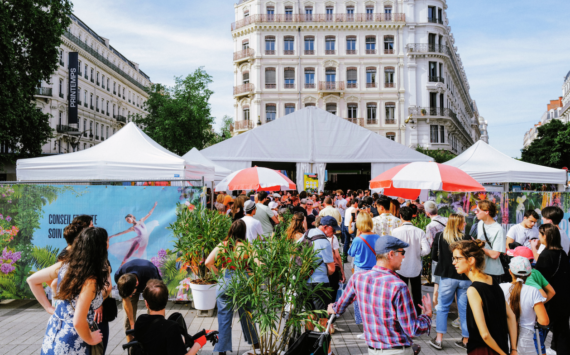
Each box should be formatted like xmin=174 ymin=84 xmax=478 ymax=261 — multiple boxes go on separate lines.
xmin=394 ymin=250 xmax=406 ymax=256
xmin=452 ymin=256 xmax=466 ymax=263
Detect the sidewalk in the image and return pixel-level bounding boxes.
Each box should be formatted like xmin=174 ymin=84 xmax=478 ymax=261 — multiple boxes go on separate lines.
xmin=0 ymin=260 xmax=552 ymax=355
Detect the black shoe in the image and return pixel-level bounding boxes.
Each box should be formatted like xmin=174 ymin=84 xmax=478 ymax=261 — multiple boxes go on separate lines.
xmin=454 ymin=340 xmax=467 ymax=350
xmin=412 ymin=344 xmax=421 ymax=355
xmin=428 ymin=337 xmax=443 ymax=350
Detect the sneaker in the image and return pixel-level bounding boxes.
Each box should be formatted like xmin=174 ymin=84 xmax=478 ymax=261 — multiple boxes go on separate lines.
xmin=546 ymin=349 xmax=557 ymax=355
xmin=412 ymin=344 xmax=421 ymax=355
xmin=451 ymin=317 xmax=461 ymax=328
xmin=454 ymin=340 xmax=467 ymax=350
xmin=428 ymin=337 xmax=443 ymax=350
xmin=357 ymin=333 xmax=365 ymax=339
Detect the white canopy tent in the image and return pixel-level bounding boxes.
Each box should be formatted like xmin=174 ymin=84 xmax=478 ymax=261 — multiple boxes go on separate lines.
xmin=444 ymin=140 xmax=567 ymax=187
xmin=182 ymin=148 xmax=232 ymax=182
xmin=17 ymin=122 xmax=215 ymax=182
xmin=201 ymin=107 xmax=432 ymax=191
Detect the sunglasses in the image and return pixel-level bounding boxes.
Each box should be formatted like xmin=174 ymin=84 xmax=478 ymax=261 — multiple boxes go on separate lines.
xmin=393 ymin=250 xmax=406 ymax=256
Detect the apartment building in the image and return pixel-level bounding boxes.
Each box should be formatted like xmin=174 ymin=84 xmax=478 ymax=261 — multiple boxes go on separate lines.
xmin=523 ymin=97 xmax=564 ymax=148
xmin=230 ymin=0 xmax=481 ymax=154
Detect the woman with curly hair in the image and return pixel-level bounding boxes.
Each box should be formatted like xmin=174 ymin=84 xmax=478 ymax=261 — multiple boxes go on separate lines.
xmin=28 ymin=227 xmax=111 ymax=355
xmin=286 ymin=212 xmax=306 ymax=241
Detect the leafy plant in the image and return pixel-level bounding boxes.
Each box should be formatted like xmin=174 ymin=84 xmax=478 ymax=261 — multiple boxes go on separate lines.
xmin=152 ymin=249 xmax=189 ymax=296
xmin=170 ymin=203 xmax=232 ymax=284
xmin=415 ymin=146 xmax=457 ymax=163
xmin=218 ymin=235 xmax=329 ymax=355
xmin=30 ymin=246 xmax=60 ymax=270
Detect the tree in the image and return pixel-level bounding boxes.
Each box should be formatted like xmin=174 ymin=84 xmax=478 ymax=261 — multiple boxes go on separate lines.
xmin=415 ymin=146 xmax=457 ymax=163
xmin=0 ymin=0 xmax=73 ymax=170
xmin=133 ymin=68 xmax=217 ymax=155
xmin=521 ymin=119 xmax=570 ymax=169
xmin=204 ymin=115 xmax=233 ymax=148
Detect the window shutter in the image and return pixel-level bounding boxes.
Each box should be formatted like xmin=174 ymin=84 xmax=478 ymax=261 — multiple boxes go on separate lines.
xmin=366 ymin=67 xmax=377 ymax=73
xmin=243 ymin=72 xmax=249 ymax=81
xmin=347 ymin=69 xmax=357 ymax=81
xmin=266 ymin=68 xmax=276 ymax=84
xmin=284 ymin=68 xmax=295 ymax=79
xmin=385 ymin=67 xmax=395 ymax=73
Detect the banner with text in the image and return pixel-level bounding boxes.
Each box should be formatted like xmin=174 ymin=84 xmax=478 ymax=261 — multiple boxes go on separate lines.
xmin=0 ymin=185 xmax=202 ymax=300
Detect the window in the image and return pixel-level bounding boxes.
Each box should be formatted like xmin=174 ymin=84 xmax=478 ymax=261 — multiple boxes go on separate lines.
xmin=84 ymin=64 xmax=88 ymax=78
xmin=267 ymin=6 xmax=275 ymax=21
xmin=106 ymin=101 xmax=109 ymax=114
xmin=325 ymin=36 xmax=335 ymax=54
xmin=285 ymin=6 xmax=293 ymax=21
xmin=440 ymin=126 xmax=445 ymax=143
xmin=366 ymin=6 xmax=374 ymax=21
xmin=106 ymin=78 xmax=110 ymax=90
xmin=265 ymin=68 xmax=276 ymax=88
xmin=90 ymin=121 xmax=93 ymax=136
xmin=102 ymin=75 xmax=105 ymax=88
xmin=385 ymin=5 xmax=393 ymax=20
xmin=244 ymin=9 xmax=249 ymax=17
xmin=84 ymin=143 xmax=86 ymax=150
xmin=384 ymin=67 xmax=395 ymax=87
xmin=59 ymin=79 xmax=63 ymax=98
xmin=366 ymin=67 xmax=376 ymax=88
xmin=429 ymin=61 xmax=437 ymax=81
xmin=78 ymin=60 xmax=82 ymax=74
xmin=285 ymin=104 xmax=295 ymax=115
xmin=439 ymin=63 xmax=444 ymax=82
xmin=367 ymin=103 xmax=377 ymax=122
xmin=243 ymin=71 xmax=249 ymax=84
xmin=266 ymin=104 xmax=276 ymax=122
xmin=346 ymin=36 xmax=356 ymax=54
xmin=386 ymin=103 xmax=395 ymax=123
xmin=304 ymin=36 xmax=314 ymax=54
xmin=326 ymin=68 xmax=336 ymax=82
xmin=347 ymin=68 xmax=357 ymax=88
xmin=96 ymin=96 xmax=99 ymax=110
xmin=366 ymin=36 xmax=376 ymax=54
xmin=438 ymin=8 xmax=443 ymax=24
xmin=90 ymin=68 xmax=93 ymax=81
xmin=346 ymin=6 xmax=354 ymax=21
xmin=384 ymin=36 xmax=394 ymax=54
xmin=59 ymin=111 xmax=63 ymax=125
xmin=284 ymin=68 xmax=295 ymax=88
xmin=90 ymin=93 xmax=93 ymax=108
xmin=84 ymin=90 xmax=87 ymax=106
xmin=83 ymin=119 xmax=87 ymax=136
xmin=326 ymin=6 xmax=334 ymax=21
xmin=242 ymin=40 xmax=249 ymax=50
xmin=265 ymin=36 xmax=275 ymax=55
xmin=305 ymin=68 xmax=315 ymax=88
xmin=305 ymin=6 xmax=313 ymax=21
xmin=59 ymin=50 xmax=64 ymax=66
xmin=305 ymin=103 xmax=316 ymax=107
xmin=326 ymin=103 xmax=337 ymax=115
xmin=347 ymin=103 xmax=357 ymax=118
xmin=386 ymin=132 xmax=395 ymax=141
xmin=284 ymin=36 xmax=294 ymax=55
xmin=428 ymin=33 xmax=436 ymax=52
xmin=243 ymin=106 xmax=250 ymax=120
xmin=428 ymin=6 xmax=436 ymax=22
xmin=430 ymin=125 xmax=442 ymax=143
xmin=106 ymin=126 xmax=109 ymax=139
xmin=95 ymin=122 xmax=99 ymax=139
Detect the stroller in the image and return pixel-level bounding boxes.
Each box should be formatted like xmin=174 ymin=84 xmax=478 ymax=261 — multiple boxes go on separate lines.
xmin=122 ymin=312 xmax=219 ymax=355
xmin=285 ymin=314 xmax=337 ymax=355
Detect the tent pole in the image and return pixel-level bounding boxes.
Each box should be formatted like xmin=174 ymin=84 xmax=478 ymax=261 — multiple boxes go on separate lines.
xmin=211 ymin=181 xmax=215 ymax=209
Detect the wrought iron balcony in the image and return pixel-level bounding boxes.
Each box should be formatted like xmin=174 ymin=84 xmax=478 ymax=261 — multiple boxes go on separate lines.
xmin=128 ymin=99 xmax=131 ymax=103
xmin=84 ymin=73 xmax=88 ymax=79
xmin=384 ymin=48 xmax=394 ymax=54
xmin=84 ymin=103 xmax=88 ymax=108
xmin=385 ymin=119 xmax=396 ymax=124
xmin=233 ymin=83 xmax=255 ymax=96
xmin=284 ymin=83 xmax=295 ymax=89
xmin=59 ymin=59 xmax=64 ymax=66
xmin=428 ymin=17 xmax=439 ymax=24
xmin=325 ymin=50 xmax=336 ymax=55
xmin=59 ymin=92 xmax=64 ymax=98
xmin=384 ymin=82 xmax=395 ymax=88
xmin=366 ymin=49 xmax=377 ymax=55
xmin=346 ymin=50 xmax=356 ymax=55
xmin=265 ymin=83 xmax=276 ymax=89
xmin=95 ymin=135 xmax=99 ymax=140
xmin=234 ymin=48 xmax=255 ymax=61
xmin=56 ymin=125 xmax=79 ymax=134
xmin=345 ymin=117 xmax=363 ymax=126
xmin=113 ymin=91 xmax=116 ymax=95
xmin=96 ymin=108 xmax=99 ymax=112
xmin=97 ymin=81 xmax=100 ymax=86
xmin=35 ymin=87 xmax=52 ymax=97
xmin=90 ymin=78 xmax=94 ymax=83
xmin=116 ymin=115 xmax=127 ymax=123
xmin=347 ymin=82 xmax=357 ymax=89
xmin=284 ymin=50 xmax=294 ymax=55
xmin=90 ymin=105 xmax=94 ymax=110
xmin=304 ymin=83 xmax=316 ymax=89
xmin=233 ymin=120 xmax=253 ymax=131
xmin=89 ymin=133 xmax=93 ymax=139
xmin=318 ymin=81 xmax=345 ymax=91
xmin=101 ymin=137 xmax=105 ymax=141
xmin=366 ymin=83 xmax=376 ymax=88
xmin=367 ymin=118 xmax=378 ymax=125
xmin=407 ymin=43 xmax=449 ymax=54
xmin=304 ymin=50 xmax=314 ymax=55
xmin=429 ymin=76 xmax=445 ymax=83
xmin=265 ymin=50 xmax=275 ymax=55
xmin=78 ymin=100 xmax=82 ymax=105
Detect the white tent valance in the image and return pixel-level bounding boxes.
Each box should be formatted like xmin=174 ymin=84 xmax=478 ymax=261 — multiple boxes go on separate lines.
xmin=444 ymin=140 xmax=567 ymax=184
xmin=182 ymin=148 xmax=232 ymax=182
xmin=17 ymin=122 xmax=215 ymax=182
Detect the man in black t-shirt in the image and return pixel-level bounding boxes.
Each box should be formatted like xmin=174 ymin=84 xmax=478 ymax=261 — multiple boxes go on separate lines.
xmin=135 ymin=280 xmax=208 ymax=355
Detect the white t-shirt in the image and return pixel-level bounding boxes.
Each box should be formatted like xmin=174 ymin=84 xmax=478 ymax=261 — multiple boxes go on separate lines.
xmin=507 ymin=224 xmax=539 ymax=248
xmin=335 ymin=199 xmax=347 ymax=217
xmin=344 ymin=207 xmax=356 ymax=227
xmin=327 ymin=235 xmax=340 ymax=250
xmin=500 ymin=283 xmax=546 ymax=331
xmin=242 ymin=216 xmax=264 ymax=243
xmin=538 ymin=227 xmax=570 ymax=254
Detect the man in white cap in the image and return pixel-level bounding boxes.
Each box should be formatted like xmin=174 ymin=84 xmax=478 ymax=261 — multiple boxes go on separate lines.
xmin=242 ymin=200 xmax=264 ymax=242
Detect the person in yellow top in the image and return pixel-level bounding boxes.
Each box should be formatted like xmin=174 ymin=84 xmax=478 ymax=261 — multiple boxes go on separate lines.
xmin=319 ymin=197 xmax=342 ymax=225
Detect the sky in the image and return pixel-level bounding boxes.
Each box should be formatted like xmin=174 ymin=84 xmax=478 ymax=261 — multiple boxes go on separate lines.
xmin=72 ymin=0 xmax=570 ymax=158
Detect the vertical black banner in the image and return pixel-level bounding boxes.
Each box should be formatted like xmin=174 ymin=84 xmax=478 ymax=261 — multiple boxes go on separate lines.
xmin=68 ymin=52 xmax=79 ymax=124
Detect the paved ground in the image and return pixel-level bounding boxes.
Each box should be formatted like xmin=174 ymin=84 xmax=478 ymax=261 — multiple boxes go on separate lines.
xmin=0 ymin=259 xmax=552 ymax=355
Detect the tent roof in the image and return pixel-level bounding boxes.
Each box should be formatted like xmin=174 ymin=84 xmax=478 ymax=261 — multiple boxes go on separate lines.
xmin=201 ymin=107 xmax=431 ymax=164
xmin=444 ymin=140 xmax=567 ymax=184
xmin=17 ymin=122 xmax=214 ymax=182
xmin=182 ymin=148 xmax=232 ymax=181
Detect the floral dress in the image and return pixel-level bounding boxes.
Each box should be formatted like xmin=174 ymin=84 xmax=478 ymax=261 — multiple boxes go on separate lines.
xmin=41 ymin=264 xmax=103 ymax=355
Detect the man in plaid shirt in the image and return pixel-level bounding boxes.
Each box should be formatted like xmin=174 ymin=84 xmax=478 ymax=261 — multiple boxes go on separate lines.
xmin=329 ymin=236 xmax=432 ymax=354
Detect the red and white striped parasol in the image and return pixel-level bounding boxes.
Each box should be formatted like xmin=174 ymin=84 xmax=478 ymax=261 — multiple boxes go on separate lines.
xmin=215 ymin=166 xmax=296 ymax=192
xmin=370 ymin=162 xmax=484 ymax=199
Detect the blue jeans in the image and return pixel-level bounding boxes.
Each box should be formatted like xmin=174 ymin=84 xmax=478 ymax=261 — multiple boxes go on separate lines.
xmin=341 ymin=218 xmax=353 ymax=257
xmin=436 ymin=277 xmax=470 ymax=338
xmin=353 ymin=266 xmax=371 ymax=325
xmin=214 ymin=271 xmax=259 ymax=352
xmin=534 ymin=327 xmax=547 ymax=355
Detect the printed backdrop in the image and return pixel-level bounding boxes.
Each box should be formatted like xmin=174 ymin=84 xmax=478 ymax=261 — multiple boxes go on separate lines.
xmin=0 ymin=184 xmax=202 ymax=300
xmin=431 ymin=191 xmax=570 ymax=238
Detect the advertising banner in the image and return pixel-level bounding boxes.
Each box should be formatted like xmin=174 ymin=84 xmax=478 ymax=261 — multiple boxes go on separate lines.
xmin=68 ymin=52 xmax=79 ymax=124
xmin=0 ymin=184 xmax=202 ymax=300
xmin=430 ymin=191 xmax=570 ymax=238
xmin=303 ymin=173 xmax=318 ymax=193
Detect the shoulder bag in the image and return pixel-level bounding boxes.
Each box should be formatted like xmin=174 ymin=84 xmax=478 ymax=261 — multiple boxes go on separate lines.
xmin=358 ymin=235 xmax=376 ymax=256
xmin=481 ymin=221 xmax=511 ymax=281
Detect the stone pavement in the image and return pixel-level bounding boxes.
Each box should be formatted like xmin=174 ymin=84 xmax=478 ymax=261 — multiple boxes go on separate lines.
xmin=0 ymin=259 xmax=552 ymax=355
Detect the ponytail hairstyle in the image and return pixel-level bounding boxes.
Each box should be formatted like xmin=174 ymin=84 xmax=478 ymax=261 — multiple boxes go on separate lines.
xmin=508 ymin=272 xmax=530 ymax=325
xmin=286 ymin=213 xmax=306 ymax=240
xmin=63 ymin=215 xmax=93 ymax=246
xmin=450 ymin=239 xmax=487 ymax=273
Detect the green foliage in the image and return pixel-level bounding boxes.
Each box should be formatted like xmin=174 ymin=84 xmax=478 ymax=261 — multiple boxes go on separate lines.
xmin=31 ymin=246 xmax=60 ymax=270
xmin=160 ymin=251 xmax=188 ymax=297
xmin=170 ymin=203 xmax=232 ymax=282
xmin=0 ymin=0 xmax=73 ymax=169
xmin=217 ymin=236 xmax=329 ymax=355
xmin=415 ymin=146 xmax=457 ymax=163
xmin=521 ymin=119 xmax=570 ymax=169
xmin=204 ymin=115 xmax=234 ymax=148
xmin=133 ymin=68 xmax=217 ymax=155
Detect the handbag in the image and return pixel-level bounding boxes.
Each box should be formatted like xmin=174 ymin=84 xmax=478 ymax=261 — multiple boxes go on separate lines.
xmin=481 ymin=222 xmax=511 ymax=281
xmin=102 ymin=297 xmax=118 ymax=322
xmin=89 ymin=321 xmax=104 ymax=355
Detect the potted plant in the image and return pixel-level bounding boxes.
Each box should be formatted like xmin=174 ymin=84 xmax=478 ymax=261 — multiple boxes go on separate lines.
xmin=217 ymin=225 xmax=330 ymax=355
xmin=170 ymin=203 xmax=232 ymax=310
xmin=421 ymin=108 xmax=427 ymax=116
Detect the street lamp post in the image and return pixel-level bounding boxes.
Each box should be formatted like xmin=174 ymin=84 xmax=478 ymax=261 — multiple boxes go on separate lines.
xmin=67 ymin=129 xmax=92 ymax=152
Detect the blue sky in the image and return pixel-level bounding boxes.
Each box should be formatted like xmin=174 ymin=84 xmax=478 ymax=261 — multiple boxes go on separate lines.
xmin=72 ymin=0 xmax=570 ymax=158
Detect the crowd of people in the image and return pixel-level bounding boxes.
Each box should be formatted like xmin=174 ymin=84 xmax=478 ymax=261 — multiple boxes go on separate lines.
xmin=27 ymin=187 xmax=570 ymax=355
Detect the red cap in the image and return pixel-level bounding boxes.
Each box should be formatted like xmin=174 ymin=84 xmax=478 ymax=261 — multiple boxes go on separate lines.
xmin=513 ymin=246 xmax=533 ymax=260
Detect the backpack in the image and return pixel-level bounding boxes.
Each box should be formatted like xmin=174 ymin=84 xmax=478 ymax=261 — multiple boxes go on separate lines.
xmin=295 ymin=231 xmax=328 ymax=279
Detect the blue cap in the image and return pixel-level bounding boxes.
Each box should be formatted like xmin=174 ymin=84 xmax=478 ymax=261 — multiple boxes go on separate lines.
xmin=320 ymin=216 xmax=341 ymax=231
xmin=374 ymin=236 xmax=409 ymax=255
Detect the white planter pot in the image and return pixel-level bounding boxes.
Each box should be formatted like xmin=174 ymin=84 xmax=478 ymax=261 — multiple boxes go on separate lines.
xmin=189 ymin=282 xmax=217 ymax=310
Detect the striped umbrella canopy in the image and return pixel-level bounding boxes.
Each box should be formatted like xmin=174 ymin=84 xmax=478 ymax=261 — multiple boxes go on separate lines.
xmin=370 ymin=162 xmax=484 ymax=199
xmin=215 ymin=166 xmax=296 ymax=192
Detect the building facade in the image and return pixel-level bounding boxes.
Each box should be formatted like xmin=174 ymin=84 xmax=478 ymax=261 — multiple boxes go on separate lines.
xmin=523 ymin=97 xmax=563 ymax=148
xmin=230 ymin=0 xmax=481 ymax=154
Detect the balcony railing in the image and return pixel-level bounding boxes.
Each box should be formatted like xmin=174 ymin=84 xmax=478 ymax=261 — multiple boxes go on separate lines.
xmin=96 ymin=108 xmax=99 ymax=112
xmin=78 ymin=100 xmax=82 ymax=105
xmin=59 ymin=92 xmax=64 ymax=98
xmin=234 ymin=120 xmax=253 ymax=131
xmin=107 ymin=112 xmax=109 ymax=116
xmin=265 ymin=83 xmax=276 ymax=89
xmin=233 ymin=83 xmax=255 ymax=96
xmin=319 ymin=81 xmax=345 ymax=91
xmin=231 ymin=13 xmax=405 ymax=31
xmin=304 ymin=83 xmax=316 ymax=89
xmin=366 ymin=49 xmax=377 ymax=54
xmin=384 ymin=49 xmax=394 ymax=54
xmin=284 ymin=50 xmax=294 ymax=55
xmin=35 ymin=87 xmax=52 ymax=97
xmin=101 ymin=137 xmax=105 ymax=141
xmin=96 ymin=81 xmax=100 ymax=86
xmin=345 ymin=117 xmax=363 ymax=126
xmin=234 ymin=48 xmax=255 ymax=61
xmin=325 ymin=50 xmax=336 ymax=55
xmin=116 ymin=115 xmax=127 ymax=123
xmin=90 ymin=78 xmax=94 ymax=83
xmin=385 ymin=82 xmax=395 ymax=88
xmin=90 ymin=105 xmax=94 ymax=110
xmin=304 ymin=50 xmax=314 ymax=55
xmin=284 ymin=83 xmax=295 ymax=89
xmin=366 ymin=83 xmax=376 ymax=88
xmin=113 ymin=91 xmax=117 ymax=95
xmin=429 ymin=76 xmax=445 ymax=83
xmin=367 ymin=118 xmax=378 ymax=125
xmin=407 ymin=43 xmax=449 ymax=54
xmin=347 ymin=82 xmax=357 ymax=89
xmin=265 ymin=50 xmax=275 ymax=55
xmin=346 ymin=49 xmax=356 ymax=55
xmin=56 ymin=125 xmax=79 ymax=134
xmin=84 ymin=103 xmax=88 ymax=108
xmin=428 ymin=17 xmax=438 ymax=24
xmin=95 ymin=135 xmax=99 ymax=140
xmin=89 ymin=133 xmax=93 ymax=139
xmin=59 ymin=60 xmax=64 ymax=66
xmin=84 ymin=73 xmax=88 ymax=79
xmin=385 ymin=119 xmax=396 ymax=124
